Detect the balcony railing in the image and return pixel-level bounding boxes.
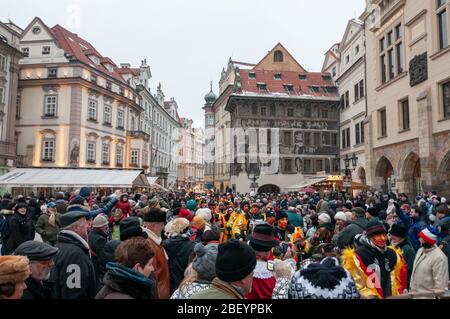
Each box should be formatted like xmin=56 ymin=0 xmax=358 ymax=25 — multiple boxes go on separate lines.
xmin=127 ymin=130 xmax=150 ymax=141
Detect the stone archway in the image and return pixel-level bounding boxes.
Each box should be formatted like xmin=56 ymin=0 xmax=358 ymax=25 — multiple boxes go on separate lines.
xmin=437 ymin=150 xmax=450 ymax=197
xmin=398 ymin=152 xmax=421 ymax=196
xmin=258 ymin=184 xmax=281 ymax=195
xmin=375 ymin=156 xmax=394 ymax=193
xmin=357 ymin=167 xmax=367 ymax=185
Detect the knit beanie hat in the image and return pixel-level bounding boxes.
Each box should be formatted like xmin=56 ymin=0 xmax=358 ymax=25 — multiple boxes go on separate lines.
xmin=419 ymin=227 xmax=438 ymax=245
xmin=318 ymin=213 xmax=331 ymax=225
xmin=365 ymin=220 xmax=387 ymax=237
xmin=196 ymin=208 xmax=212 ymax=222
xmin=192 ymin=242 xmax=218 ymax=281
xmin=366 ymin=207 xmax=379 ymax=217
xmin=0 ymin=256 xmax=30 ymax=284
xmin=276 ymin=211 xmax=288 ymax=221
xmin=119 ymin=217 xmax=148 ymax=241
xmin=288 ymin=257 xmax=360 ymax=299
xmin=192 ymin=215 xmax=206 ymax=230
xmin=215 ymin=239 xmax=256 ymax=282
xmin=334 ymin=211 xmax=348 ymax=222
xmin=178 ymin=208 xmax=194 ymax=222
xmin=344 ymin=202 xmax=353 ymax=210
xmin=79 ymin=187 xmax=91 ymax=199
xmin=186 ymin=199 xmax=197 ymax=211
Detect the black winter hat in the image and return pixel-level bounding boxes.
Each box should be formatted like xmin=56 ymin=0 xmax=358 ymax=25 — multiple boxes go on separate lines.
xmin=119 ymin=217 xmax=148 ymax=241
xmin=142 ymin=208 xmax=166 ymax=223
xmin=276 ymin=211 xmax=288 ymax=221
xmin=389 ymin=223 xmax=408 ymax=238
xmin=79 ymin=187 xmax=91 ymax=199
xmin=366 ymin=220 xmax=387 ymax=237
xmin=366 ymin=207 xmax=379 ymax=217
xmin=240 ymin=201 xmax=250 ymax=209
xmin=215 ymin=239 xmax=256 ymax=282
xmin=103 ymin=240 xmax=122 ymax=264
xmin=344 ymin=203 xmax=353 ymax=210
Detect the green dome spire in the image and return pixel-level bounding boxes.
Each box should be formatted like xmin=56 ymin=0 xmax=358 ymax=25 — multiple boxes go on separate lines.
xmin=204 ymin=81 xmax=217 ymax=105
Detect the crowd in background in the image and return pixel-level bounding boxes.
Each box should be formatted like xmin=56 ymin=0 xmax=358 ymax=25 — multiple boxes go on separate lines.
xmin=0 ymin=187 xmax=449 ymax=299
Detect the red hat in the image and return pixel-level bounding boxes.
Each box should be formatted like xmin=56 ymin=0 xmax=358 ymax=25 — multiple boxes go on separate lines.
xmin=179 ymin=208 xmax=194 ymax=222
xmin=419 ymin=227 xmax=438 ymax=245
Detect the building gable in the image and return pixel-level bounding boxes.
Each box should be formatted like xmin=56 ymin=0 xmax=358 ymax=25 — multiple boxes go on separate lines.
xmin=340 ymin=19 xmax=363 ymax=51
xmin=20 ymin=17 xmax=55 ymax=43
xmin=252 ymin=43 xmax=306 ymax=72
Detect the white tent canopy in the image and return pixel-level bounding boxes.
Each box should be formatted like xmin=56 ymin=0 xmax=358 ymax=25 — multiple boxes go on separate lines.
xmin=0 ymin=168 xmax=148 ymax=188
xmin=283 ymin=176 xmax=328 ymax=191
xmin=147 ymin=177 xmax=159 ymax=186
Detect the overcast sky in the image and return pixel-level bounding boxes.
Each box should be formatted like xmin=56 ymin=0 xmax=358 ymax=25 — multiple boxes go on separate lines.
xmin=4 ymin=0 xmax=366 ymax=127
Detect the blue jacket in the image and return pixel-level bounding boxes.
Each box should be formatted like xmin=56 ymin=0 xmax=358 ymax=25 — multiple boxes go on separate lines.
xmin=396 ymin=207 xmax=427 ymax=252
xmin=89 ymin=197 xmax=118 ymax=219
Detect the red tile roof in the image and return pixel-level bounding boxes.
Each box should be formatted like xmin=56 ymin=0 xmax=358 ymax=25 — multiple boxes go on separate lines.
xmin=51 ymin=24 xmax=126 ymax=83
xmin=117 ymin=67 xmax=140 ymax=76
xmin=237 ymin=69 xmax=338 ymax=98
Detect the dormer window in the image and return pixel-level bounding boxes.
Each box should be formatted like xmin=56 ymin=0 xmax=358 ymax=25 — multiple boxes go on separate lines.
xmin=273 ymin=73 xmax=282 ymax=80
xmin=310 ymin=86 xmax=321 ymax=93
xmin=283 ymin=84 xmax=295 ymax=94
xmin=90 ymin=55 xmax=100 ymax=65
xmin=80 ymin=43 xmax=88 ymax=50
xmin=322 ymin=75 xmax=332 ymax=82
xmin=257 ymin=83 xmax=267 ymax=91
xmin=274 ymin=50 xmax=284 ymax=62
xmin=248 ymin=72 xmax=256 ymax=79
xmin=42 ymin=46 xmax=51 ymax=55
xmin=105 ymin=64 xmax=114 ymax=73
xmin=91 ymin=73 xmax=97 ymax=83
xmin=299 ymin=74 xmax=307 ymax=80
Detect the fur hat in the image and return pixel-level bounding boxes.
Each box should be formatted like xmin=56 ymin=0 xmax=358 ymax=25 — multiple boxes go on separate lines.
xmin=192 ymin=242 xmax=218 ymax=281
xmin=389 ymin=223 xmax=408 ymax=238
xmin=334 ymin=212 xmax=347 ymax=222
xmin=170 ymin=218 xmax=190 ymax=236
xmin=142 ymin=208 xmax=166 ymax=223
xmin=192 ymin=215 xmax=206 ymax=230
xmin=0 ymin=256 xmax=30 ymax=284
xmin=318 ymin=213 xmax=331 ymax=225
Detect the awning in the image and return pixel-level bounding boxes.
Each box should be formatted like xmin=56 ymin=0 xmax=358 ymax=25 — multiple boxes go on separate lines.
xmin=0 ymin=168 xmax=149 ymax=188
xmin=283 ymin=177 xmax=328 ymax=191
xmin=147 ymin=177 xmax=159 ymax=185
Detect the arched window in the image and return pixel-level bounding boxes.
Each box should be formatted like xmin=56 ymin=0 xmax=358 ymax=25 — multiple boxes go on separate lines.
xmin=274 ymin=50 xmax=284 ymax=62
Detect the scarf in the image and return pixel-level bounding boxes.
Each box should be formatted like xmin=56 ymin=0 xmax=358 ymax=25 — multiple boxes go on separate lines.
xmin=106 ymin=262 xmax=155 ymax=291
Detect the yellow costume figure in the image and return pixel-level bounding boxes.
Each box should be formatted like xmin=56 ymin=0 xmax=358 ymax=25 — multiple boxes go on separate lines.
xmin=291 ymin=226 xmax=310 ymax=255
xmin=230 ymin=211 xmax=249 ymax=240
xmin=219 ymin=208 xmax=233 ymax=242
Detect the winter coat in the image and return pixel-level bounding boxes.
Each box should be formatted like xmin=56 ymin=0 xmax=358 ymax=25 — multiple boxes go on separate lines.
xmin=163 ymin=234 xmax=196 ymax=294
xmin=35 ymin=213 xmax=59 ymax=244
xmin=396 ymin=207 xmax=427 ymax=251
xmin=87 ymin=197 xmax=119 ymax=219
xmin=288 ymin=257 xmax=360 ymax=299
xmin=2 ymin=212 xmax=35 ymax=255
xmin=336 ymin=217 xmax=368 ymax=249
xmin=190 ymin=278 xmax=245 ymax=299
xmin=245 ymin=260 xmax=276 ymax=299
xmin=95 ymin=263 xmax=156 ymax=299
xmin=410 ymin=246 xmax=449 ymax=294
xmin=170 ymin=280 xmax=211 ymax=299
xmin=88 ymin=228 xmax=109 ymax=284
xmin=114 ymin=200 xmax=131 ymax=218
xmin=143 ymin=228 xmax=171 ymax=299
xmin=395 ymin=238 xmax=416 ymax=289
xmin=341 ymin=236 xmax=407 ymax=299
xmin=50 ymin=231 xmax=98 ymax=299
xmin=22 ymin=277 xmax=53 ymax=300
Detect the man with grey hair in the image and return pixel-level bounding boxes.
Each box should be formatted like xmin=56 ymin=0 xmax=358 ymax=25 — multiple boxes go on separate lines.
xmin=14 ymin=240 xmax=59 ymax=299
xmin=336 ymin=207 xmax=368 ymax=250
xmin=50 ymin=205 xmax=97 ymax=299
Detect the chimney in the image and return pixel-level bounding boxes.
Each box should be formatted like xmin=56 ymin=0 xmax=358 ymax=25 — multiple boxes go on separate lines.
xmin=120 ymin=63 xmax=131 ymax=68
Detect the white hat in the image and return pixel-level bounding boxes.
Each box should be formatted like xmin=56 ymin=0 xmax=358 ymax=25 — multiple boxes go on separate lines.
xmin=196 ymin=208 xmax=212 ymax=222
xmin=441 ymin=197 xmax=447 ymax=203
xmin=318 ymin=213 xmax=331 ymax=224
xmin=334 ymin=211 xmax=347 ymax=222
xmin=345 ymin=211 xmax=353 ymax=221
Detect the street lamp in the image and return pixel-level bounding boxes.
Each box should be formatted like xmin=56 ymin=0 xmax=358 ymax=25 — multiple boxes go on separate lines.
xmin=336 ymin=153 xmax=358 ymax=197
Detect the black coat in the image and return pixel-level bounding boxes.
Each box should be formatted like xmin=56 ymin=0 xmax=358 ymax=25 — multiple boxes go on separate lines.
xmin=162 ymin=236 xmax=195 ymax=294
xmin=22 ymin=277 xmax=53 ymax=299
xmin=336 ymin=217 xmax=368 ymax=249
xmin=2 ymin=212 xmax=35 ymax=255
xmin=88 ymin=229 xmax=109 ymax=284
xmin=95 ymin=272 xmax=155 ymax=299
xmin=50 ymin=231 xmax=98 ymax=299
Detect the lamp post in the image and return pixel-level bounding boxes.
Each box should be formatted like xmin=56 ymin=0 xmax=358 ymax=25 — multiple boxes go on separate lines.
xmin=336 ymin=153 xmax=358 ymax=198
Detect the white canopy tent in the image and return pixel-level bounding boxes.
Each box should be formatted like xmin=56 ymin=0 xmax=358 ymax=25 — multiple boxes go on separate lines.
xmin=146 ymin=177 xmax=159 ymax=186
xmin=283 ymin=176 xmax=328 ymax=192
xmin=0 ymin=168 xmax=149 ymax=188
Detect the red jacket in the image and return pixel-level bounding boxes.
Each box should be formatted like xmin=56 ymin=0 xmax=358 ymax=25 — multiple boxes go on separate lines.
xmin=114 ymin=200 xmax=131 ymax=218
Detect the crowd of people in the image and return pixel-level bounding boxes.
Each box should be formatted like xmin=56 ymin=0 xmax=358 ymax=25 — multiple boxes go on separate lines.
xmin=0 ymin=187 xmax=449 ymax=299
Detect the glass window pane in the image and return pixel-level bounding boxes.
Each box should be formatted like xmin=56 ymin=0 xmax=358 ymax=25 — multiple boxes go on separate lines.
xmin=438 ymin=10 xmax=448 ymax=49
xmin=396 ymin=43 xmax=404 ymax=74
